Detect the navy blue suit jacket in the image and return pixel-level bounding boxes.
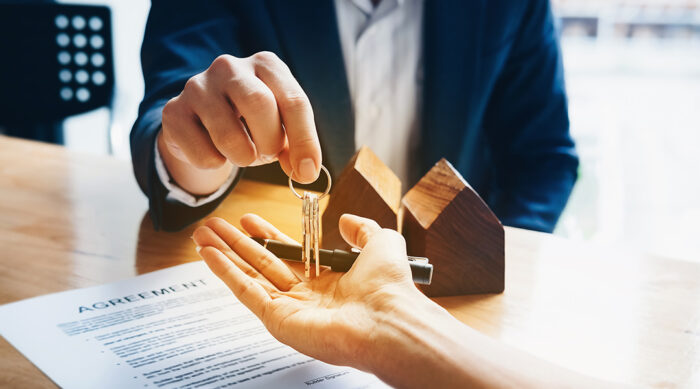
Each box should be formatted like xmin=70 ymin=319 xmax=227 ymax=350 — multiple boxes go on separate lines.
xmin=131 ymin=0 xmax=578 ymax=233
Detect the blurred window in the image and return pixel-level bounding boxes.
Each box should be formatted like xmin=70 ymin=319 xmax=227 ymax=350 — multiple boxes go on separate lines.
xmin=553 ymin=0 xmax=700 ymax=262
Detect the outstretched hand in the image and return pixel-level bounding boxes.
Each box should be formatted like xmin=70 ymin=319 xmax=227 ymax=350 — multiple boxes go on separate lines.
xmin=193 ymin=214 xmax=623 ymax=389
xmin=192 ymin=213 xmax=419 ymax=370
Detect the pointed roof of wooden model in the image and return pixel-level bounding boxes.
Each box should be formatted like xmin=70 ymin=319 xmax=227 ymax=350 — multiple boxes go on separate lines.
xmin=342 ymin=146 xmax=401 ymax=213
xmin=402 ymin=159 xmax=497 ymax=229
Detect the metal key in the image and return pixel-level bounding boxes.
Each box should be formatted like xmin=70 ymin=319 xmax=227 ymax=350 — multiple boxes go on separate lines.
xmin=302 ymin=192 xmax=320 ymax=277
xmin=289 ymin=166 xmax=331 ymax=279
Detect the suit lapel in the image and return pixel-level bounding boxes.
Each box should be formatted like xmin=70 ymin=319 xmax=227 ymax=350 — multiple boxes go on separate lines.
xmin=418 ymin=0 xmax=485 ymax=183
xmin=267 ymin=0 xmax=355 ymax=178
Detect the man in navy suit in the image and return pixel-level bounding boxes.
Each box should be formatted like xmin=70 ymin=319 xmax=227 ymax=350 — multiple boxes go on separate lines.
xmin=131 ymin=0 xmax=578 ymax=233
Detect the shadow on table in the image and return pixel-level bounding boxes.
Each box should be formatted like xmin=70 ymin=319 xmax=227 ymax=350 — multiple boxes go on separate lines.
xmin=134 ymin=212 xmax=202 ymax=275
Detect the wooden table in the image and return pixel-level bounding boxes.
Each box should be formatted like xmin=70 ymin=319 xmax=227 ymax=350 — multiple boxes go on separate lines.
xmin=0 ymin=135 xmax=698 ymax=388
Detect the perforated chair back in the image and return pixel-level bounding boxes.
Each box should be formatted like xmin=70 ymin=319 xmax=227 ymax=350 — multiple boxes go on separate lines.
xmin=0 ymin=3 xmax=114 ymax=125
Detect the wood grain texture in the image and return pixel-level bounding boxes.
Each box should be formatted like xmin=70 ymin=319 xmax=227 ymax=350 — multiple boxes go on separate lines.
xmin=0 ymin=136 xmax=699 ymax=388
xmin=321 ymin=146 xmax=401 ymax=249
xmin=402 ymin=159 xmax=504 ymax=296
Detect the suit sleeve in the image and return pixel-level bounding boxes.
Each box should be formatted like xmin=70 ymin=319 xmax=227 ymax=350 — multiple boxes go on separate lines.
xmin=481 ymin=0 xmax=579 ymax=233
xmin=130 ymin=1 xmax=244 ymax=231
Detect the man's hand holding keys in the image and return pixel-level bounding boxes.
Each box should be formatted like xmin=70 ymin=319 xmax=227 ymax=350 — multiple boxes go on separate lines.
xmin=158 ymin=52 xmax=322 ymax=195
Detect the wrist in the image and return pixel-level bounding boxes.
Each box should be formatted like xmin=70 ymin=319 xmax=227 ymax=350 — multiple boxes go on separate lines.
xmin=156 ymin=130 xmax=234 ymax=195
xmin=358 ymin=287 xmax=479 ymax=389
xmin=360 ymin=288 xmax=448 ymax=366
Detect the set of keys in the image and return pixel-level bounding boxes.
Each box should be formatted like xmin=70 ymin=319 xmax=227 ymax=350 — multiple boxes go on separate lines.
xmin=288 ymin=165 xmax=332 ymax=278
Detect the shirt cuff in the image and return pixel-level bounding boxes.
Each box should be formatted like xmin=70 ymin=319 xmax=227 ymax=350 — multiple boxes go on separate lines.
xmin=154 ymin=141 xmax=238 ymax=207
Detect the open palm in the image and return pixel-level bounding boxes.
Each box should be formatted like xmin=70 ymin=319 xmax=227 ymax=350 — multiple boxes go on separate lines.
xmin=193 ymin=213 xmax=416 ymax=369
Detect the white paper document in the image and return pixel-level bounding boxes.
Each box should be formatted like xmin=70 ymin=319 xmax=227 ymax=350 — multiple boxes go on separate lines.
xmin=0 ymin=261 xmax=388 ymax=389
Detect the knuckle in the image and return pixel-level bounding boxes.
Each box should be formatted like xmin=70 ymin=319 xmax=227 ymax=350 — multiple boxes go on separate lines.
xmin=278 ymin=92 xmax=310 ymax=114
xmin=290 ymin=134 xmax=318 ymax=154
xmin=161 ymin=99 xmax=179 ymax=126
xmin=241 ymin=266 xmax=259 ymax=279
xmin=210 ymin=54 xmax=238 ymax=77
xmin=252 ymin=51 xmax=281 ymax=67
xmin=256 ymin=252 xmax=275 ymax=271
xmin=241 ymin=88 xmax=275 ymax=111
xmin=183 ymin=75 xmax=205 ymax=97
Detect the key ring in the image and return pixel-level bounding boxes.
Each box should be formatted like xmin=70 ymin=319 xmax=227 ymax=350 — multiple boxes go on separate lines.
xmin=288 ymin=165 xmax=332 ymax=200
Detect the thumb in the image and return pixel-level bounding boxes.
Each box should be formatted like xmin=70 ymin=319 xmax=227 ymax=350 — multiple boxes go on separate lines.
xmin=339 ymin=214 xmax=382 ymax=249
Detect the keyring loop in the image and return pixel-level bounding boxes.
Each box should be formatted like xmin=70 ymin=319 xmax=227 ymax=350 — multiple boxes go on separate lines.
xmin=288 ymin=165 xmax=332 ymax=200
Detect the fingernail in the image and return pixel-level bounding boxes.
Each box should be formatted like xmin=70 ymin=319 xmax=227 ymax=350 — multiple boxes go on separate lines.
xmin=297 ymin=158 xmax=317 ymax=183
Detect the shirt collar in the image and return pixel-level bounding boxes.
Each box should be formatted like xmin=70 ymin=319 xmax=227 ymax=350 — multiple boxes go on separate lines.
xmin=348 ymin=0 xmax=403 ymax=17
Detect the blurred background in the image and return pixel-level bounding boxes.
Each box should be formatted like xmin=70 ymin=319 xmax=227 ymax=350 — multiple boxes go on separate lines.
xmin=552 ymin=0 xmax=700 ymax=263
xmin=1 ymin=0 xmax=698 ymax=262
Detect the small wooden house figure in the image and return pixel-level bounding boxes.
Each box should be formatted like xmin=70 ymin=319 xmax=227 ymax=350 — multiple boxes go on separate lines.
xmin=402 ymin=159 xmax=505 ymax=296
xmin=322 ymin=146 xmax=401 ymax=249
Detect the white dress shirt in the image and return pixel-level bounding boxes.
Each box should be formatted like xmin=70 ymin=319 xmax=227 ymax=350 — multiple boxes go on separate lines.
xmin=156 ymin=0 xmax=424 ymax=205
xmin=335 ymin=0 xmax=424 ymax=189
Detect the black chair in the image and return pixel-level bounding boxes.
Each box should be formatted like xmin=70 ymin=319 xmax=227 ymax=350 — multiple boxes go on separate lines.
xmin=0 ymin=2 xmax=114 ymax=144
